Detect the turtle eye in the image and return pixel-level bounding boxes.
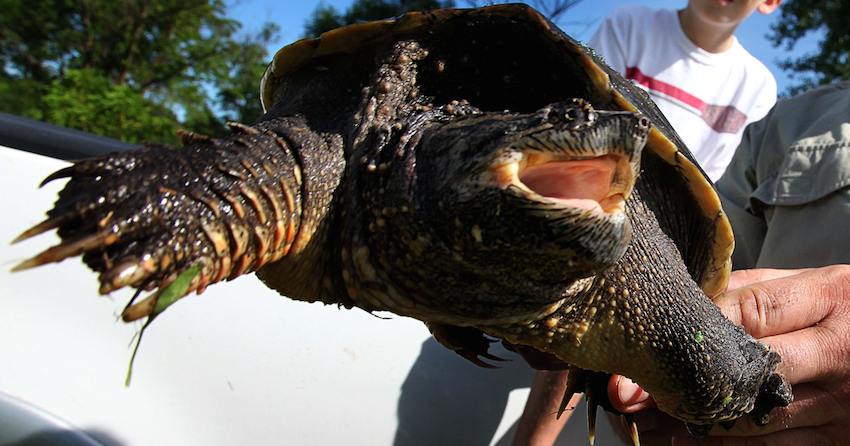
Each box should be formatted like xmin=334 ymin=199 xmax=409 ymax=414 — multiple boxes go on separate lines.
xmin=564 ymin=108 xmax=583 ymax=121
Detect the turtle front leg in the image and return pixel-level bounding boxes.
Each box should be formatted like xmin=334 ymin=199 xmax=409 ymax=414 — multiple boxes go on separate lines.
xmin=13 ymin=117 xmax=344 ymax=319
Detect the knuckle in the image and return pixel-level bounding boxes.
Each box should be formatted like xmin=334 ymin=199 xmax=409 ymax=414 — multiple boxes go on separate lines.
xmin=822 ymin=265 xmax=850 ymax=296
xmin=734 ymin=285 xmax=778 ymax=337
xmin=820 ymin=325 xmax=850 ymax=374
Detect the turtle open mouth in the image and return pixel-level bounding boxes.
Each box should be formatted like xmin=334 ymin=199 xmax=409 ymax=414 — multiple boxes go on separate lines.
xmin=492 ymin=151 xmax=635 ymax=215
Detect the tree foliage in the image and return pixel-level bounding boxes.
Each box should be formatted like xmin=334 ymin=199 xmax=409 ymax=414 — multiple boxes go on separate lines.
xmin=42 ymin=69 xmax=180 ymax=144
xmin=769 ymin=0 xmax=850 ymax=94
xmin=0 ymin=0 xmax=278 ymax=143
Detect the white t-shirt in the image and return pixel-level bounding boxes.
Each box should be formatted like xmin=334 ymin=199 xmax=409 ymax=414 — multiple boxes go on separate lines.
xmin=589 ymin=6 xmax=777 ymax=181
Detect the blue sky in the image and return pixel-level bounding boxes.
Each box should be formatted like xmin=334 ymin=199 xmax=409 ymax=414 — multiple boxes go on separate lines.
xmin=228 ymin=1 xmax=820 ymax=94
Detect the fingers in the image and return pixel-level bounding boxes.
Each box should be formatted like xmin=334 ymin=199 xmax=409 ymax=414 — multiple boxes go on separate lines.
xmin=639 ymin=382 xmax=849 ymax=441
xmin=670 ymin=427 xmax=832 ymax=446
xmin=608 ymin=374 xmax=655 ymax=413
xmin=725 ymin=268 xmax=807 ymax=292
xmin=759 ymin=325 xmax=843 ymax=383
xmin=632 ymin=265 xmax=850 ymax=446
xmin=713 ymin=266 xmax=850 ymax=338
xmin=705 ymin=384 xmax=840 ymax=436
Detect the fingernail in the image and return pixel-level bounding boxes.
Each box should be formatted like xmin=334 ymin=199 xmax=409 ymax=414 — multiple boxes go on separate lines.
xmin=617 ymin=376 xmax=650 ymax=405
xmin=671 ymin=436 xmax=699 ymax=446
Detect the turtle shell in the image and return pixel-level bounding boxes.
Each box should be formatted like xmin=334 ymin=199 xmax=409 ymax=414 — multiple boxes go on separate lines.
xmin=259 ymin=4 xmax=733 ymax=297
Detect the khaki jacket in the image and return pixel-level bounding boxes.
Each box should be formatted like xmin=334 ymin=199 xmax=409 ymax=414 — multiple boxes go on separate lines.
xmin=717 ymin=81 xmax=850 ymax=269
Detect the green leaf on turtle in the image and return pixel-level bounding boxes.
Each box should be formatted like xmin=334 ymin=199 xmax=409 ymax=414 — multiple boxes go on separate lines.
xmin=152 ymin=264 xmax=202 ymax=316
xmin=694 ymin=331 xmax=704 ymax=343
xmin=125 ymin=264 xmax=202 ymax=386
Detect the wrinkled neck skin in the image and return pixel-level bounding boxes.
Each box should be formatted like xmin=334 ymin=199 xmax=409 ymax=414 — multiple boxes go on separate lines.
xmin=487 ymin=180 xmax=784 ymax=425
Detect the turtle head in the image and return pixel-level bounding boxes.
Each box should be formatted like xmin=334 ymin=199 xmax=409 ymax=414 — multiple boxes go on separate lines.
xmin=343 ymin=99 xmax=650 ymax=323
xmin=418 ymin=99 xmax=648 ymax=281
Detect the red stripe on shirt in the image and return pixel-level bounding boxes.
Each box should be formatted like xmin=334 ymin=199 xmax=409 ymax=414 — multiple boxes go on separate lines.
xmin=626 ymin=66 xmax=706 ymax=111
xmin=625 ymin=66 xmax=747 ymax=134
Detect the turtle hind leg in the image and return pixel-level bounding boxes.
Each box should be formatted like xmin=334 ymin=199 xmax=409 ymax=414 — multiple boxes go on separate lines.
xmin=427 ymin=323 xmax=507 ymax=368
xmin=577 ymin=369 xmax=643 ymax=446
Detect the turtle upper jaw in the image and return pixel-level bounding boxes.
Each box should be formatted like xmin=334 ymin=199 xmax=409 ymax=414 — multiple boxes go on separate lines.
xmin=493 ymin=152 xmax=634 ymax=215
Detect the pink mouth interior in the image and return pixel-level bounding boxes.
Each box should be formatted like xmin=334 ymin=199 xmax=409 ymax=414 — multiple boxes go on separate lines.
xmin=518 ymin=155 xmax=619 ymax=212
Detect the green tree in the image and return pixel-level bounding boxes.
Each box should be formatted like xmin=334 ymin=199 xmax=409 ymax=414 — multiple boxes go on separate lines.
xmin=43 ymin=69 xmax=179 ymax=144
xmin=0 ymin=0 xmax=278 ymax=143
xmin=769 ymin=0 xmax=850 ymax=94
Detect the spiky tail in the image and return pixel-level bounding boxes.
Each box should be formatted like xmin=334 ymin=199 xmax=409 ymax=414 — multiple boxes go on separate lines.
xmin=13 ymin=118 xmax=333 ymax=320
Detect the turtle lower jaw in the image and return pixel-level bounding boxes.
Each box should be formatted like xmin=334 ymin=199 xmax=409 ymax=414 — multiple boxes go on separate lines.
xmin=491 ymin=152 xmax=634 ymax=215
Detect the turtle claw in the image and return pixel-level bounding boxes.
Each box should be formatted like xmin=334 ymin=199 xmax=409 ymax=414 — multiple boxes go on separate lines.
xmin=586 ymin=387 xmax=598 ymax=446
xmin=11 ymin=214 xmax=73 ymax=244
xmin=122 ymin=292 xmax=159 ymax=322
xmin=99 ymin=259 xmax=156 ymax=294
xmin=12 ymin=231 xmax=118 ymax=271
xmin=556 ymin=367 xmax=584 ymax=419
xmin=39 ymin=165 xmax=77 ymax=187
xmin=623 ymin=414 xmax=641 ymax=446
xmin=448 ymin=338 xmax=507 ymax=368
xmin=461 ymin=352 xmax=505 ymax=369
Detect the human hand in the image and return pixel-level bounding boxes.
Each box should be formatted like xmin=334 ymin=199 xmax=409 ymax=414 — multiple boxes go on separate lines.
xmin=609 ymin=265 xmax=850 ymax=445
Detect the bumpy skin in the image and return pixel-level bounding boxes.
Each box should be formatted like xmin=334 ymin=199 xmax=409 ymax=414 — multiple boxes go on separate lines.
xmin=15 ymin=5 xmax=791 ymax=432
xmin=488 ymin=179 xmax=788 ymax=427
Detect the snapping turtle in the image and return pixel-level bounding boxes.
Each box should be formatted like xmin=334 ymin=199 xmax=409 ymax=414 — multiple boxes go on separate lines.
xmin=14 ymin=4 xmax=790 ymax=440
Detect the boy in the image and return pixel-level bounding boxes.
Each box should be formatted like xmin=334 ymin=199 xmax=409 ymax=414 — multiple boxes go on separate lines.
xmin=589 ymin=0 xmax=781 ymax=181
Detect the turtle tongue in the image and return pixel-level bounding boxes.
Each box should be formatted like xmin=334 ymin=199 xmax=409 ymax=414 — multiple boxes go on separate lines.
xmin=519 ymin=156 xmax=619 ymax=212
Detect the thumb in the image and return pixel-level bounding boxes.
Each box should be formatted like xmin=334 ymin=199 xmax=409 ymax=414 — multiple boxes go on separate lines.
xmin=608 ymin=374 xmax=654 ymax=413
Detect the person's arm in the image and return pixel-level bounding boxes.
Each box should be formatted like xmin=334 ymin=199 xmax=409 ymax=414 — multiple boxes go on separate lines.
xmin=512 ymin=371 xmax=579 ymax=446
xmin=612 ymin=266 xmax=850 ymax=445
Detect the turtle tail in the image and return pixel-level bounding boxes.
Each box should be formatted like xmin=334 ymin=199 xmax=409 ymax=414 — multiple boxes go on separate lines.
xmin=12 ymin=119 xmax=314 ymax=320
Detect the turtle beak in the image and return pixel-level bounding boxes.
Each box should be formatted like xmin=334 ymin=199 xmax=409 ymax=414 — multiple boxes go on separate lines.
xmin=490 ymin=104 xmax=649 ymax=216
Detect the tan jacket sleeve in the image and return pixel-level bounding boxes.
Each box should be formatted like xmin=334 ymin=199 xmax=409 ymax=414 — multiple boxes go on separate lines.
xmin=716 ymin=82 xmax=850 ymax=269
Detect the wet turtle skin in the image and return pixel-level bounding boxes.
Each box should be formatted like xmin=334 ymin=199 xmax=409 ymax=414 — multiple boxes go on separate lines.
xmin=14 ymin=4 xmax=791 ymax=437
